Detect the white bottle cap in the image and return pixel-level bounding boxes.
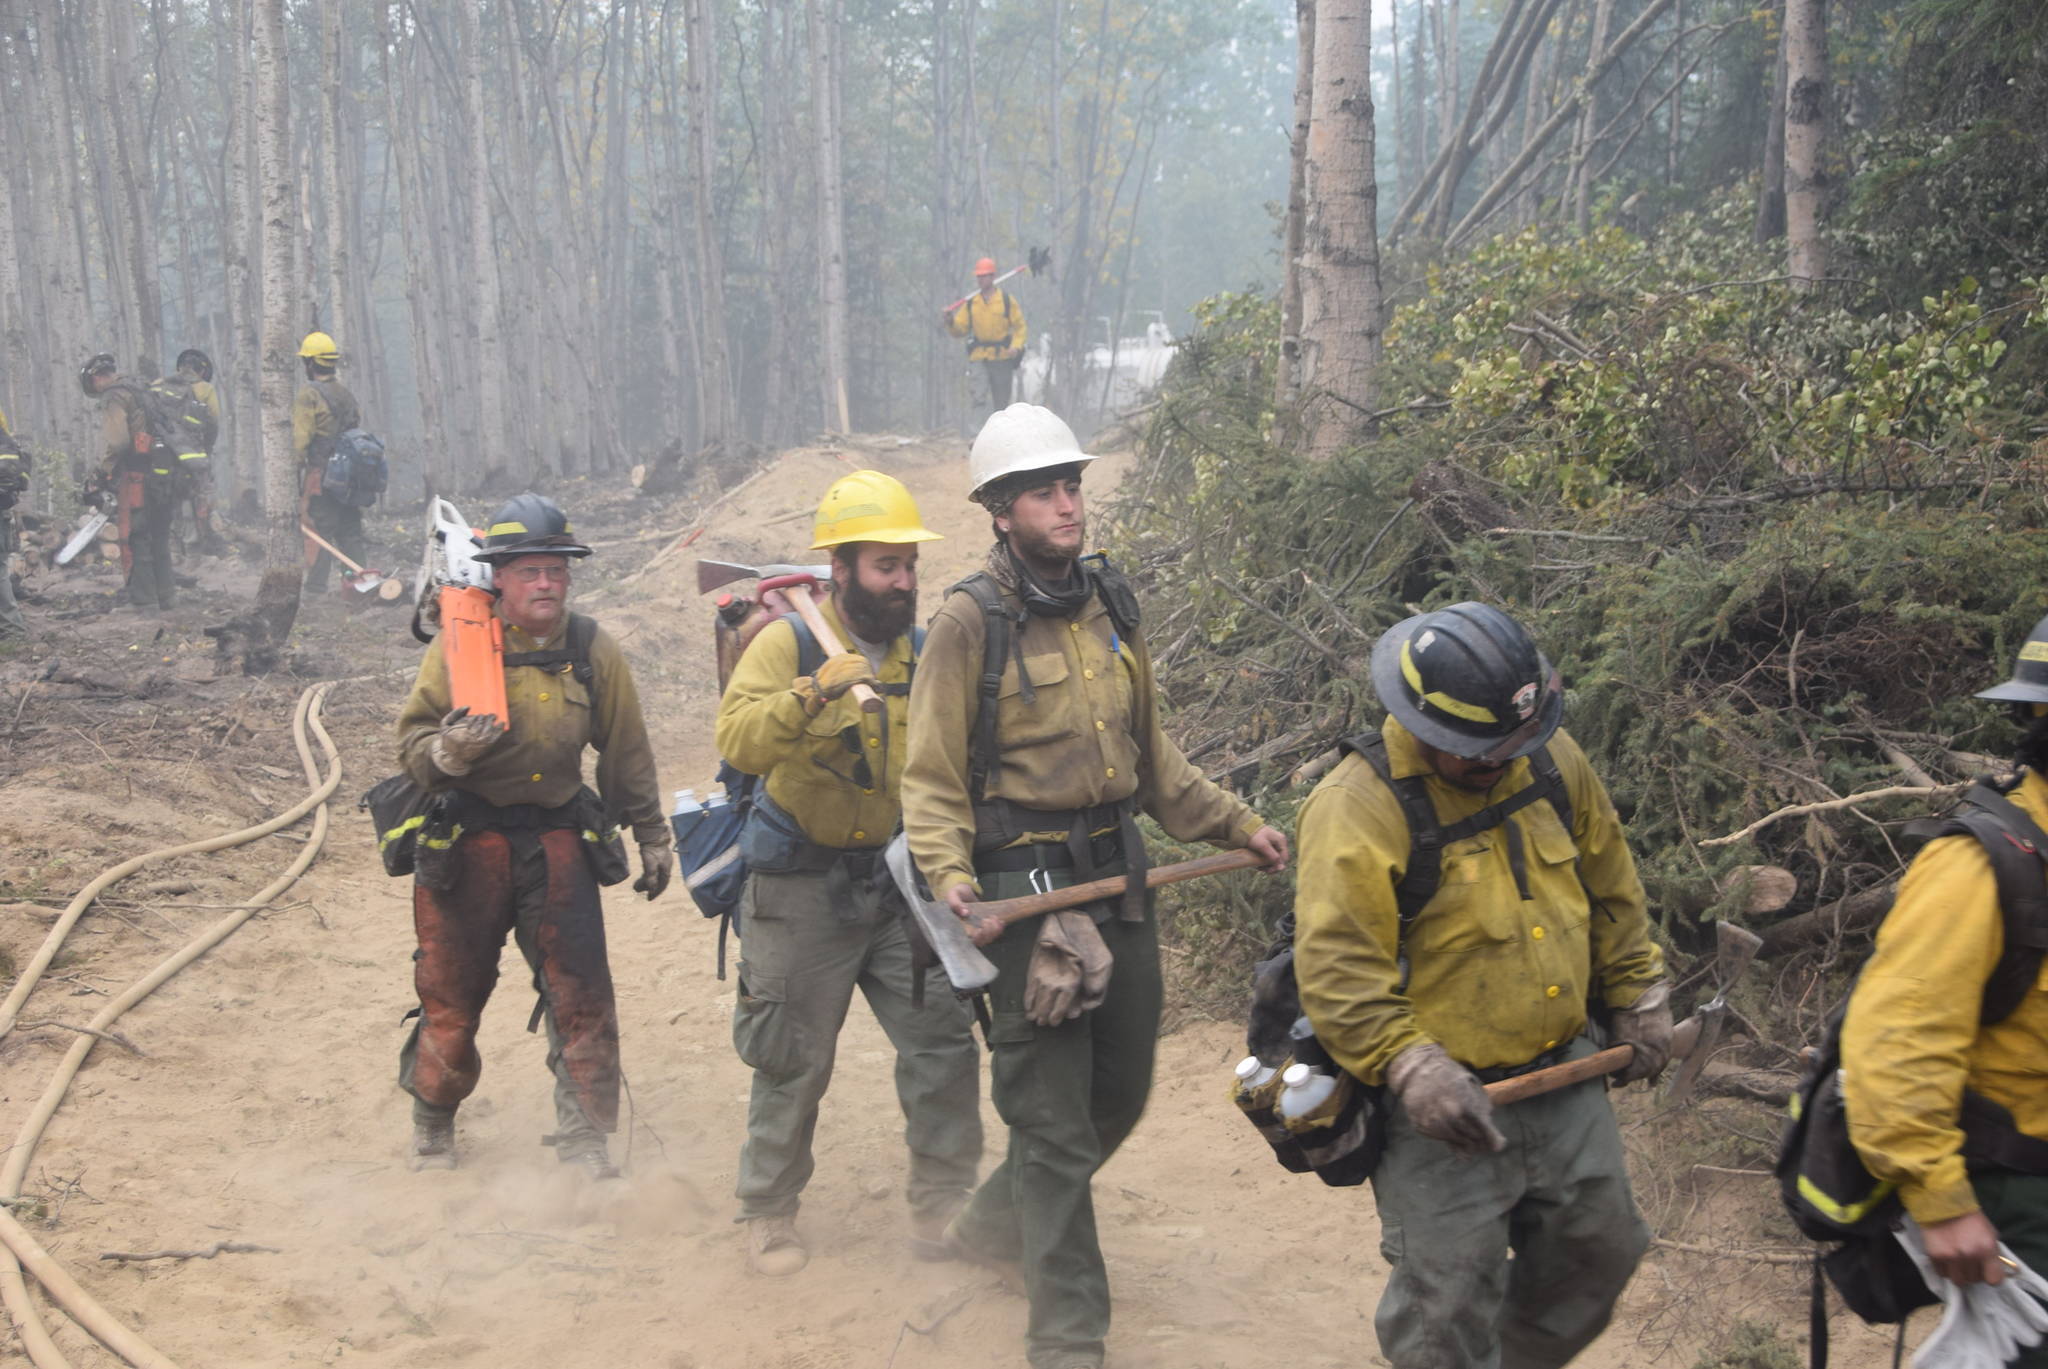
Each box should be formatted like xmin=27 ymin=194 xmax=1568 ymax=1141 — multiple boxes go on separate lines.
xmin=1234 ymin=1056 xmax=1263 ymax=1082
xmin=1281 ymin=1062 xmax=1314 ymax=1088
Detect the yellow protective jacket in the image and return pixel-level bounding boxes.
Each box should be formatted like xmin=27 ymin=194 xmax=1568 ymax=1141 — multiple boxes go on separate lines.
xmin=1841 ymin=771 xmax=2048 ymax=1224
xmin=1292 ymin=718 xmax=1665 ymax=1083
xmin=395 ymin=610 xmax=669 ymax=847
xmin=292 ymin=378 xmax=359 ymax=468
xmin=947 ymin=290 xmax=1026 ymax=362
xmin=97 ymin=382 xmax=157 ymax=477
xmin=902 ymin=550 xmax=1263 ymax=900
xmin=715 ymin=596 xmax=912 ymax=852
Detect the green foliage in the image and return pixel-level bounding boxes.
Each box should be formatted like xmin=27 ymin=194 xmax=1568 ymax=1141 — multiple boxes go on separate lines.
xmin=1691 ymin=1320 xmax=1802 ymax=1369
xmin=1111 ymin=195 xmax=2048 ymax=1008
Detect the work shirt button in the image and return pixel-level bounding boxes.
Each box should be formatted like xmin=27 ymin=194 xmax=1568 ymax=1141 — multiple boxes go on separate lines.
xmin=1069 ymin=622 xmax=1080 ymax=632
xmin=1531 ymin=925 xmax=1545 ymax=939
xmin=531 ymin=773 xmax=543 ymax=783
xmin=1095 ymin=720 xmax=1106 ymax=731
xmin=853 ymin=830 xmax=866 ymax=842
xmin=867 ymin=737 xmax=880 ymax=748
xmin=1545 ymin=1040 xmax=1558 ymax=1050
xmin=539 ymin=692 xmax=550 ymax=702
xmin=863 ymin=787 xmax=876 ymax=796
xmin=1545 ymin=985 xmax=1560 ymax=998
xmin=1106 ymin=767 xmax=1117 ymax=779
xmin=1084 ymin=668 xmax=1096 ymax=680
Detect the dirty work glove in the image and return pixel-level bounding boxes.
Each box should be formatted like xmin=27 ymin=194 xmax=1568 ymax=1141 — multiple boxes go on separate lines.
xmin=633 ymin=841 xmax=674 ymax=901
xmin=1610 ymin=980 xmax=1674 ymax=1086
xmin=1387 ymin=1041 xmax=1508 ymax=1156
xmin=792 ymin=651 xmax=879 ymax=716
xmin=1023 ymin=911 xmax=1114 ymax=1026
xmin=428 ymin=705 xmax=506 ymax=776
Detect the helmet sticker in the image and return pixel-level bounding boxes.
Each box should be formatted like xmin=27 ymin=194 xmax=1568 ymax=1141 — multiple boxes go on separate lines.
xmin=1414 ymin=629 xmax=1437 ymax=653
xmin=1511 ymin=681 xmax=1538 ymax=721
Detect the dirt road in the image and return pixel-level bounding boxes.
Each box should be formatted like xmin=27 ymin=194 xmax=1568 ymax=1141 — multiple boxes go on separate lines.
xmin=0 ymin=436 xmax=1905 ymax=1367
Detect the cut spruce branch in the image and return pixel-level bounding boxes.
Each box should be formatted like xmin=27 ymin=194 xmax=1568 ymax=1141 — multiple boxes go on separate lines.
xmin=1702 ymin=783 xmax=1964 ymax=847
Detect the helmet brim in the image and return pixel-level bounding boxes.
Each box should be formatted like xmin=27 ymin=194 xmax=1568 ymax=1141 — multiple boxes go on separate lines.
xmin=1370 ymin=612 xmax=1564 ymax=762
xmin=968 ymin=450 xmax=1098 ymax=501
xmin=1976 ymin=679 xmax=2048 ymax=704
xmin=810 ymin=527 xmax=946 ymax=549
xmin=475 ymin=541 xmax=594 ymax=566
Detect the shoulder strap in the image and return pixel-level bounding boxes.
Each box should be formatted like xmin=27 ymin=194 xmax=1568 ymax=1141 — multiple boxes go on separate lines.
xmin=779 ymin=611 xmax=823 ymax=679
xmin=1339 ymin=732 xmax=1445 ymax=927
xmin=949 ymin=572 xmax=1013 ymax=803
xmin=1943 ymin=784 xmax=2048 ymax=1023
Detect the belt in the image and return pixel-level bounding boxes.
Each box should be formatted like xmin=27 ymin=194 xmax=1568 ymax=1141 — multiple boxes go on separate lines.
xmin=976 ymin=829 xmax=1123 ymax=875
xmin=443 ymin=789 xmax=583 ymax=833
xmin=1470 ymin=1039 xmax=1577 ymax=1086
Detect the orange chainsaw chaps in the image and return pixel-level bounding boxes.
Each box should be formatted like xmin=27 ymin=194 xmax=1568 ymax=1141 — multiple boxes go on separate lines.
xmin=440 ymin=584 xmax=508 ymax=721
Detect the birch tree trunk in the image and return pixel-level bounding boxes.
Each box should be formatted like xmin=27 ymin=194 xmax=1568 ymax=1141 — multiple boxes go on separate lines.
xmin=1569 ymin=0 xmax=1615 ymax=234
xmin=1273 ymin=0 xmax=1313 ymax=426
xmin=684 ymin=0 xmax=736 ymax=445
xmin=809 ymin=0 xmax=850 ymax=432
xmin=1299 ymin=0 xmax=1382 ymax=463
xmin=1784 ymin=0 xmax=1826 ymax=283
xmin=457 ymin=0 xmax=509 ymax=473
xmin=320 ymin=0 xmax=346 ymax=341
xmin=252 ymin=0 xmax=302 ymax=645
xmin=1754 ymin=0 xmax=1788 ymax=242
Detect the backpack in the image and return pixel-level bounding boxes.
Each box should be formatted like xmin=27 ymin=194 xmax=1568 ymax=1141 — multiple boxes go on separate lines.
xmin=323 ymin=429 xmax=388 ymax=507
xmin=1242 ymin=730 xmax=1587 ymax=1184
xmin=145 ymin=376 xmax=218 ymax=481
xmin=1775 ymin=778 xmax=2048 ymax=1357
xmin=678 ymin=614 xmax=923 ymax=978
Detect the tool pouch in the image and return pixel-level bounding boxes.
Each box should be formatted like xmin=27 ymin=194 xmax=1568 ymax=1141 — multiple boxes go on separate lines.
xmin=572 ymin=786 xmax=631 ymax=887
xmin=738 ymin=792 xmax=834 ymax=874
xmin=1279 ymin=1072 xmax=1385 ymax=1188
xmin=361 ymin=774 xmax=452 ymax=880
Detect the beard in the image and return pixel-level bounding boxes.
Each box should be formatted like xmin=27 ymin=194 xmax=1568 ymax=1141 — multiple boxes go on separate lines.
xmin=840 ymin=574 xmax=917 ymax=642
xmin=1008 ymin=517 xmax=1084 ymax=574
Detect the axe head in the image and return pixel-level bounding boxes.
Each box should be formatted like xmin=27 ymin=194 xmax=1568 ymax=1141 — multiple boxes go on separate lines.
xmin=884 ymin=834 xmax=997 ymax=993
xmin=696 ymin=558 xmax=833 ymax=596
xmin=1663 ymin=1001 xmax=1727 ymax=1106
xmin=1715 ymin=920 xmax=1764 ymax=991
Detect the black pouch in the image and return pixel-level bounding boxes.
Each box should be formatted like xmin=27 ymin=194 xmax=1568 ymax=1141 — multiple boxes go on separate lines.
xmin=572 ymin=786 xmax=631 ymax=887
xmin=738 ymin=792 xmax=829 ymax=874
xmin=360 ymin=775 xmax=439 ymax=878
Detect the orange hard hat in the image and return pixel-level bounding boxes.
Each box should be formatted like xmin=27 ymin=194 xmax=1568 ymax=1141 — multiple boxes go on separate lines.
xmin=974 ymin=257 xmax=997 ymax=276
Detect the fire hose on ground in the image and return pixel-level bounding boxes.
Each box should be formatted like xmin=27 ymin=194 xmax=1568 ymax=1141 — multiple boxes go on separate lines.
xmin=0 ymin=682 xmax=340 ymax=1369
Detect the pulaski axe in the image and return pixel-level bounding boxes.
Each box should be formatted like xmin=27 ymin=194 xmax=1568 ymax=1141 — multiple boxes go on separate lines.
xmin=885 ymin=834 xmax=1264 ymax=993
xmin=1482 ymin=920 xmax=1765 ymax=1106
xmin=696 ymin=558 xmax=881 ymax=713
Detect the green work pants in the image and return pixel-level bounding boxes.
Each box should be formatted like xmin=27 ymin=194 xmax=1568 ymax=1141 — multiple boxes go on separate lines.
xmin=731 ymin=867 xmax=982 ymax=1224
xmin=1977 ymin=1169 xmax=2048 ymax=1368
xmin=951 ymin=861 xmax=1161 ymax=1369
xmin=1371 ymin=1037 xmax=1649 ymax=1369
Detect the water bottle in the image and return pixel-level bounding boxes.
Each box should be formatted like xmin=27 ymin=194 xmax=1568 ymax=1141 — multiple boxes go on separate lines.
xmin=673 ymin=787 xmax=700 ymax=816
xmin=1278 ymin=1017 xmax=1380 ymax=1188
xmin=1232 ymin=1054 xmax=1311 ymax=1174
xmin=1278 ymin=1061 xmax=1339 ymax=1120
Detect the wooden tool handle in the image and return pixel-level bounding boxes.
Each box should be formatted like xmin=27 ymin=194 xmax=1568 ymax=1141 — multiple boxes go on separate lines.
xmin=299 ymin=522 xmax=365 ymax=574
xmin=778 ymin=582 xmax=883 ymax=714
xmin=983 ymin=848 xmax=1266 ymax=927
xmin=1482 ymin=1045 xmax=1635 ymax=1105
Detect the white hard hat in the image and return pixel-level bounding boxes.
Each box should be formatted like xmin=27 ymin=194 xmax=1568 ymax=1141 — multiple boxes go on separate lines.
xmin=968 ymin=403 xmax=1097 ymax=498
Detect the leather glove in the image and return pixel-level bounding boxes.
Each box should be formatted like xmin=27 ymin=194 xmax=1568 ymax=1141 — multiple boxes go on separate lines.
xmin=1023 ymin=911 xmax=1114 ymax=1026
xmin=1387 ymin=1041 xmax=1508 ymax=1156
xmin=427 ymin=705 xmax=506 ymax=775
xmin=1610 ymin=981 xmax=1674 ymax=1086
xmin=633 ymin=841 xmax=674 ymax=901
xmin=792 ymin=651 xmax=879 ymax=716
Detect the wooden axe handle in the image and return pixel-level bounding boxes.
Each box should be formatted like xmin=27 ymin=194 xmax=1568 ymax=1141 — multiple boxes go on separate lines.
xmin=980 ymin=849 xmax=1265 ymax=928
xmin=299 ymin=522 xmax=366 ymax=574
xmin=776 ymin=581 xmax=882 ymax=714
xmin=1480 ymin=1013 xmax=1706 ymax=1106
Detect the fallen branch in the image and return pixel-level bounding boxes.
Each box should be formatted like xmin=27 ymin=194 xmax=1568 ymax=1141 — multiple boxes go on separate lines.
xmin=99 ymin=1241 xmax=279 ymax=1264
xmin=1652 ymin=1237 xmax=1810 ymax=1267
xmin=15 ymin=1022 xmax=143 ymax=1056
xmin=1757 ymin=883 xmax=1897 ymax=959
xmin=1483 ymin=526 xmax=1645 ymax=543
xmin=1701 ymin=783 xmax=1964 ymax=848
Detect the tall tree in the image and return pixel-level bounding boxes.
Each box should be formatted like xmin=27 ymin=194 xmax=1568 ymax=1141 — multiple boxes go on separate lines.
xmin=809 ymin=0 xmax=850 ymax=432
xmin=1298 ymin=0 xmax=1383 ymax=462
xmin=1274 ymin=0 xmax=1313 ymax=425
xmin=1784 ymin=0 xmax=1827 ymax=286
xmin=1755 ymin=0 xmax=1789 ymax=243
xmin=252 ymin=0 xmax=303 ymax=646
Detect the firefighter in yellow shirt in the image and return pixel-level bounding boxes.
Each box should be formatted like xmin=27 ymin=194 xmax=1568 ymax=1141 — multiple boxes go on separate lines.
xmin=1292 ymin=603 xmax=1670 ymax=1369
xmin=1841 ymin=620 xmax=2048 ymax=1330
xmin=943 ymin=257 xmax=1028 ymax=414
xmin=714 ymin=471 xmax=981 ymax=1279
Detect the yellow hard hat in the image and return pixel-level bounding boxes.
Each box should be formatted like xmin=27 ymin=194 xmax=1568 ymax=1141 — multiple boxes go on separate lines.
xmin=810 ymin=469 xmax=943 ymax=549
xmin=298 ymin=331 xmax=339 ymax=363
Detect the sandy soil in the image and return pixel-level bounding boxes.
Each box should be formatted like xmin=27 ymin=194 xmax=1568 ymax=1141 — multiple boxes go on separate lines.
xmin=0 ymin=434 xmax=1913 ymax=1368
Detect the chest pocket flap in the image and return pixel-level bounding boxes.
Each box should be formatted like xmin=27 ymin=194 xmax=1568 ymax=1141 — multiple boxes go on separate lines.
xmin=997 ymin=651 xmax=1075 ymax=752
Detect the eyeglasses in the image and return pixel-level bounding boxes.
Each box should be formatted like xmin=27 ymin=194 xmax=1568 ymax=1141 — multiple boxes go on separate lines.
xmin=504 ymin=564 xmax=570 ymax=585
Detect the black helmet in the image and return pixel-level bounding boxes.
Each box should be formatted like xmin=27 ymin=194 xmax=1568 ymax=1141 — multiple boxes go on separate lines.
xmin=176 ymin=347 xmax=213 ymax=381
xmin=78 ymin=352 xmax=117 ymax=395
xmin=1976 ymin=613 xmax=2048 ymax=705
xmin=1370 ymin=602 xmax=1564 ymax=764
xmin=473 ymin=492 xmax=594 ymax=565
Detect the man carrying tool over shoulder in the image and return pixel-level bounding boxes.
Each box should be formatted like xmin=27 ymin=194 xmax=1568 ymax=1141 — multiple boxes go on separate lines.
xmin=1291 ymin=602 xmax=1669 ymax=1369
xmin=1839 ymin=619 xmax=2048 ymax=1355
xmin=901 ymin=403 xmax=1288 ymax=1369
xmin=393 ymin=492 xmax=672 ymax=1179
xmin=715 ymin=470 xmax=981 ymax=1277
xmin=943 ymin=257 xmax=1028 ymax=415
xmin=293 ymin=330 xmax=364 ymax=593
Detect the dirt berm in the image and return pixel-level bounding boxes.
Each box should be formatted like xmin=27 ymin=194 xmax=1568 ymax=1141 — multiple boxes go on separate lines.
xmin=0 ymin=435 xmax=1907 ymax=1366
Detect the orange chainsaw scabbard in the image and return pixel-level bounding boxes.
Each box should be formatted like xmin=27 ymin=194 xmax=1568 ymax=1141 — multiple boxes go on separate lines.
xmin=440 ymin=584 xmax=508 ymax=721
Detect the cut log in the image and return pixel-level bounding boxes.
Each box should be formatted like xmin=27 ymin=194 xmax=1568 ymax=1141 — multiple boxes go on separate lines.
xmin=1756 ymin=882 xmax=1895 ymax=958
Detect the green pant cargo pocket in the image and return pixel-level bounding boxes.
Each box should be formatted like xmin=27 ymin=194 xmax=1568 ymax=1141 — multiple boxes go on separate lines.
xmin=986 ymin=1008 xmax=1058 ymax=1131
xmin=732 ymin=967 xmax=805 ymax=1079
